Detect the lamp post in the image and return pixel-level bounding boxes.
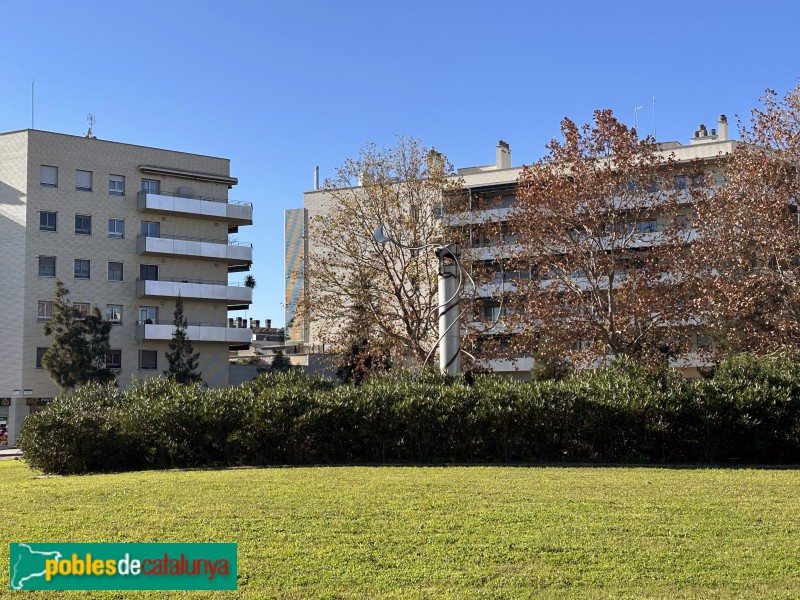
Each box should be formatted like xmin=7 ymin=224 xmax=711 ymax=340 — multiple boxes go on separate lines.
xmin=374 ymin=226 xmax=462 ymax=374
xmin=436 ymin=244 xmax=461 ymax=374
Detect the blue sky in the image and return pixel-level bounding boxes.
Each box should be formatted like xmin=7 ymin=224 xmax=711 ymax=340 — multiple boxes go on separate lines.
xmin=2 ymin=1 xmax=799 ymax=326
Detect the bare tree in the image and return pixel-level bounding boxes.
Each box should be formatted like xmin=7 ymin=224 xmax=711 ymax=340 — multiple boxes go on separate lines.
xmin=490 ymin=110 xmax=704 ymax=367
xmin=303 ymin=136 xmax=463 ymax=367
xmin=692 ymin=85 xmax=800 ymax=357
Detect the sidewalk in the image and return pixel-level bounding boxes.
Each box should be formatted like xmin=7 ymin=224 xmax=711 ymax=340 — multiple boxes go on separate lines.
xmin=0 ymin=448 xmax=22 ymax=460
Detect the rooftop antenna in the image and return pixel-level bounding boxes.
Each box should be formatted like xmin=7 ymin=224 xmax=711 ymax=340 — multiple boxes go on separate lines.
xmin=31 ymin=80 xmax=35 ymax=129
xmin=633 ymin=105 xmax=644 ymax=133
xmin=85 ymin=113 xmax=96 ymax=139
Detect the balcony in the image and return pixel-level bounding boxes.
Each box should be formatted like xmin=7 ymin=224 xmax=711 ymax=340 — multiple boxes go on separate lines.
xmin=136 ymin=277 xmax=252 ymax=306
xmin=137 ymin=234 xmax=252 ymax=270
xmin=135 ymin=320 xmax=252 ymax=343
xmin=137 ymin=191 xmax=253 ymax=226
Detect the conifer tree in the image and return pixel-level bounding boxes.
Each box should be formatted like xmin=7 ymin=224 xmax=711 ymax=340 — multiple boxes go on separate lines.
xmin=42 ymin=280 xmax=114 ymax=391
xmin=270 ymin=349 xmax=292 ymax=373
xmin=163 ymin=295 xmax=202 ymax=384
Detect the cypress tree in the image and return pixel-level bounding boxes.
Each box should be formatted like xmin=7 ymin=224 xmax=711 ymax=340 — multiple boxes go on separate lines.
xmin=164 ymin=295 xmax=202 ymax=384
xmin=42 ymin=280 xmax=114 ymax=391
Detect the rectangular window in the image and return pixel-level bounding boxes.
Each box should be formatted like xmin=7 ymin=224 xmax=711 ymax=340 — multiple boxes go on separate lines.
xmin=139 ymin=306 xmax=158 ymax=323
xmin=140 ymin=221 xmax=160 ymax=238
xmin=40 ymin=165 xmax=58 ymax=188
xmin=75 ymin=214 xmax=92 ymax=235
xmin=108 ymin=218 xmax=125 ymax=238
xmin=696 ymin=334 xmax=711 ymax=351
xmin=109 ymin=174 xmax=125 ymax=196
xmin=37 ymin=301 xmax=53 ymax=320
xmin=36 ymin=347 xmax=47 ymax=368
xmin=39 ymin=211 xmax=57 ymax=232
xmin=636 ymin=219 xmax=659 ymax=234
xmin=141 ymin=179 xmax=160 ymax=194
xmin=74 ymin=303 xmax=90 ymax=319
xmin=106 ymin=350 xmax=122 ymax=370
xmin=106 ymin=305 xmax=123 ymax=324
xmin=38 ymin=256 xmax=56 ymax=277
xmin=139 ymin=350 xmax=157 ymax=370
xmin=108 ymin=262 xmax=123 ymax=282
xmin=74 ymin=259 xmax=90 ymax=279
xmin=139 ymin=264 xmax=158 ymax=281
xmin=76 ymin=170 xmax=92 ymax=191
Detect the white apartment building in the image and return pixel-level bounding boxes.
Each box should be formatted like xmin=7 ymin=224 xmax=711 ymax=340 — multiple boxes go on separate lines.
xmin=0 ymin=129 xmax=254 ymax=445
xmin=286 ymin=116 xmax=735 ymax=379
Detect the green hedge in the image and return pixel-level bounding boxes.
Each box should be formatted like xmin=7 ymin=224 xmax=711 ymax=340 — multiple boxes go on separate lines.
xmin=18 ymin=355 xmax=800 ymax=474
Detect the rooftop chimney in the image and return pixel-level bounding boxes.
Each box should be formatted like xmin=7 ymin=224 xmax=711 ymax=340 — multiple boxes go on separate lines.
xmin=718 ymin=114 xmax=729 ymax=141
xmin=314 ymin=166 xmax=320 ymax=190
xmin=690 ymin=120 xmax=723 ymax=145
xmin=496 ymin=140 xmax=511 ymax=169
xmin=426 ymin=150 xmax=445 ymax=177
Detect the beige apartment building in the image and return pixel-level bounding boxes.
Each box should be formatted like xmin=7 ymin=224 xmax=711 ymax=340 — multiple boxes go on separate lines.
xmin=0 ymin=129 xmax=254 ymax=445
xmin=287 ymin=116 xmax=735 ymax=378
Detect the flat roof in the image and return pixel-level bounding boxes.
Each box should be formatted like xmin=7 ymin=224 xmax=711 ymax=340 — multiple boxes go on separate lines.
xmin=0 ymin=128 xmax=230 ymax=162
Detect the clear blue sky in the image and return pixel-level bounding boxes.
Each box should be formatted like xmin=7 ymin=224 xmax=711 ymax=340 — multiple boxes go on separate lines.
xmin=2 ymin=1 xmax=799 ymax=326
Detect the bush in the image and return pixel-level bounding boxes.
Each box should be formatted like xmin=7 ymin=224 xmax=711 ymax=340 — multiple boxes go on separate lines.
xmin=18 ymin=355 xmax=800 ymax=474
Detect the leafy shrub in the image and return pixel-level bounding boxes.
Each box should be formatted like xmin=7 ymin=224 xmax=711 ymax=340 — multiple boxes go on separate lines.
xmin=18 ymin=354 xmax=800 ymax=474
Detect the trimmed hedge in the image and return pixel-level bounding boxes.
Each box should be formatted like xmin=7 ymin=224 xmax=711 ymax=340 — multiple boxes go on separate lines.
xmin=18 ymin=355 xmax=800 ymax=474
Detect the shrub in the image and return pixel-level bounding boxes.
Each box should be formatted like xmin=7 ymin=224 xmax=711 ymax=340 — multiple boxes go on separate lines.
xmin=18 ymin=355 xmax=800 ymax=474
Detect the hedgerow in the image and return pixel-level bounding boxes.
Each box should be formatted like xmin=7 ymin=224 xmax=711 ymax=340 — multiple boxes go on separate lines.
xmin=18 ymin=355 xmax=800 ymax=474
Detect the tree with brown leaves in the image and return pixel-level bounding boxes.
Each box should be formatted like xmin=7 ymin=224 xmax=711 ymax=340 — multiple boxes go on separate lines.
xmin=304 ymin=136 xmax=463 ymax=368
xmin=692 ymin=85 xmax=800 ymax=357
xmin=489 ymin=109 xmax=704 ymax=367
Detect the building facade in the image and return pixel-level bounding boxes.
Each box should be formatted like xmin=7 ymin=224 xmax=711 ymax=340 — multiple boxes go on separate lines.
xmin=0 ymin=129 xmax=254 ymax=445
xmin=286 ymin=117 xmax=736 ymax=378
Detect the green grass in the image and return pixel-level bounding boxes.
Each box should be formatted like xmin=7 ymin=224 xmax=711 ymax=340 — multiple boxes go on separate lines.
xmin=2 ymin=461 xmax=800 ymax=599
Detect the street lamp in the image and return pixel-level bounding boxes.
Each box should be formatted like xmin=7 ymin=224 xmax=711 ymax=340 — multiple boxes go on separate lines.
xmin=373 ymin=225 xmax=466 ymax=375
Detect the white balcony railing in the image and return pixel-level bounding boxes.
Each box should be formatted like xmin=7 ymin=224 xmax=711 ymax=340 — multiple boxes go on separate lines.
xmin=137 ymin=191 xmax=253 ymax=226
xmin=135 ymin=320 xmax=252 ymax=343
xmin=136 ymin=234 xmax=253 ymax=264
xmin=136 ymin=277 xmax=252 ymax=305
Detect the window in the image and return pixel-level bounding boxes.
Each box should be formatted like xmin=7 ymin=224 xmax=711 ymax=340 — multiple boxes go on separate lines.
xmin=139 ymin=350 xmax=157 ymax=370
xmin=74 ymin=303 xmax=89 ymax=319
xmin=74 ymin=259 xmax=90 ymax=279
xmin=676 ymin=175 xmax=687 ymax=190
xmin=675 ymin=212 xmax=691 ymax=230
xmin=106 ymin=305 xmax=123 ymax=324
xmin=39 ymin=211 xmax=57 ymax=232
xmin=139 ymin=264 xmax=158 ymax=281
xmin=108 ymin=262 xmax=123 ymax=282
xmin=76 ymin=170 xmax=92 ymax=191
xmin=141 ymin=179 xmax=160 ymax=194
xmin=109 ymin=175 xmax=125 ymax=196
xmin=139 ymin=306 xmax=158 ymax=324
xmin=140 ymin=221 xmax=160 ymax=238
xmin=36 ymin=347 xmax=48 ymax=369
xmin=106 ymin=350 xmax=122 ymax=370
xmin=37 ymin=301 xmax=53 ymax=320
xmin=40 ymin=165 xmax=58 ymax=188
xmin=482 ymin=302 xmax=513 ymax=321
xmin=108 ymin=218 xmax=124 ymax=238
xmin=696 ymin=334 xmax=711 ymax=352
xmin=38 ymin=256 xmax=56 ymax=277
xmin=636 ymin=219 xmax=659 ymax=234
xmin=75 ymin=214 xmax=92 ymax=235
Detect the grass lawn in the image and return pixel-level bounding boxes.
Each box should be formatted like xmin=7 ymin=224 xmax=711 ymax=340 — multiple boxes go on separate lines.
xmin=1 ymin=460 xmax=799 ymax=598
